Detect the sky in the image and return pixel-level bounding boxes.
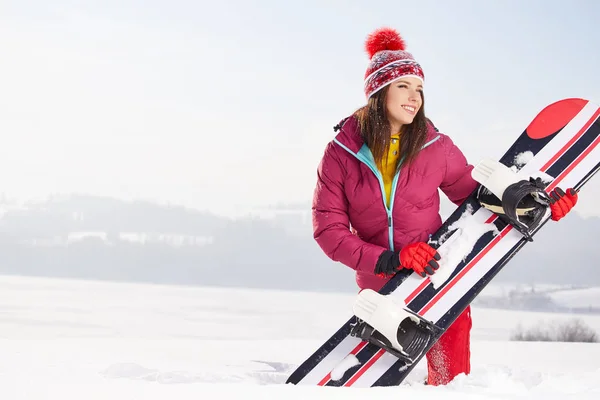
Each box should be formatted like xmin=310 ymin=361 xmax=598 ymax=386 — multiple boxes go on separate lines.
xmin=1 ymin=0 xmax=599 ymax=217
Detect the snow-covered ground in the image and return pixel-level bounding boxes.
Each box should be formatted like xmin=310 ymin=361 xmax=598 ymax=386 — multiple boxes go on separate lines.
xmin=0 ymin=275 xmax=599 ymax=399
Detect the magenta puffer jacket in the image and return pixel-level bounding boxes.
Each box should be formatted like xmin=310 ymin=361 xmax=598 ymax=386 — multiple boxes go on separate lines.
xmin=312 ymin=115 xmax=478 ymax=291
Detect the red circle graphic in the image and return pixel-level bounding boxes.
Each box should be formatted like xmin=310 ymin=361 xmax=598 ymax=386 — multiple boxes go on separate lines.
xmin=526 ymin=98 xmax=588 ymax=139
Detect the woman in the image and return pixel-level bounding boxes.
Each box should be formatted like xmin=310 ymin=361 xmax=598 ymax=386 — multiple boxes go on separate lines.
xmin=311 ymin=27 xmax=578 ymax=386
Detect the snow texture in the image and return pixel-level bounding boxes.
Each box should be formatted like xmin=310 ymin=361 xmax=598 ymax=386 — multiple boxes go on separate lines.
xmin=0 ymin=275 xmax=599 ymax=399
xmin=430 ymin=205 xmax=500 ymax=289
xmin=330 ymin=354 xmax=360 ymax=380
xmin=514 ymin=151 xmax=535 ymax=168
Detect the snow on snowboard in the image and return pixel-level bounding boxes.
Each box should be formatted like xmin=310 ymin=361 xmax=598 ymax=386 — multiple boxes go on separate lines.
xmin=286 ymin=98 xmax=600 ymax=387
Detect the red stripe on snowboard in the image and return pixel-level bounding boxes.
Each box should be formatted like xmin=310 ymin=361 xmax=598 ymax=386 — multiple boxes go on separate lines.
xmin=404 ymin=106 xmax=599 ymax=309
xmin=418 ymin=224 xmax=513 ymax=315
xmin=317 ymin=340 xmax=368 ymax=386
xmin=403 ymin=215 xmax=497 ymax=305
xmin=419 ymin=108 xmax=600 ymax=316
xmin=547 ymin=124 xmax=600 ymax=192
xmin=404 ymin=279 xmax=430 ymax=304
xmin=540 ymin=107 xmax=600 ymax=171
xmin=343 ymin=349 xmax=386 ymax=386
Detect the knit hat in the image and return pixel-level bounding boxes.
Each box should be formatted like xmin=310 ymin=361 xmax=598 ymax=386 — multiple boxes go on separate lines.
xmin=363 ymin=27 xmax=424 ymax=99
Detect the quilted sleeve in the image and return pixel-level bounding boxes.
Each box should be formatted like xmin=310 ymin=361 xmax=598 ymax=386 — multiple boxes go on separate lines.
xmin=439 ymin=134 xmax=479 ymax=205
xmin=312 ymin=143 xmax=388 ymax=273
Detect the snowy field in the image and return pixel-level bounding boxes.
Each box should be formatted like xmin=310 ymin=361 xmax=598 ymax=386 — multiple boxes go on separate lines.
xmin=1 ymin=275 xmax=599 ymax=399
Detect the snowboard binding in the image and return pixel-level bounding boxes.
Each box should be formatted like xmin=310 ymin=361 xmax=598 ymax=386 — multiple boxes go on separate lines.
xmin=473 ymin=159 xmax=552 ymax=241
xmin=477 ymin=177 xmax=551 ymax=240
xmin=350 ymin=316 xmax=437 ymax=363
xmin=350 ymin=289 xmax=441 ymax=364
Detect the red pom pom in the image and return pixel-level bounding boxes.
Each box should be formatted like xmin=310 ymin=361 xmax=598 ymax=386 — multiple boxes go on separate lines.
xmin=365 ymin=27 xmax=406 ymax=59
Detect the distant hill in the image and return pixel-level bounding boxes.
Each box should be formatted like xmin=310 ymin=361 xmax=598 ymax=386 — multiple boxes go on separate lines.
xmin=0 ymin=193 xmax=598 ymax=294
xmin=0 ymin=194 xmax=355 ymax=292
xmin=475 ymin=282 xmax=600 ymax=314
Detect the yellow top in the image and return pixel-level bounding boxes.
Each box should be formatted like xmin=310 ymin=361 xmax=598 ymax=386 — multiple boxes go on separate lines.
xmin=378 ymin=134 xmax=401 ymax=208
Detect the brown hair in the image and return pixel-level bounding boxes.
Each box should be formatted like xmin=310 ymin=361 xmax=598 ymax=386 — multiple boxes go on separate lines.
xmin=354 ymin=85 xmax=428 ymax=170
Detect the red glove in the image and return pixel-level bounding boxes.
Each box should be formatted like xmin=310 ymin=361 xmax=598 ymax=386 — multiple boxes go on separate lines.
xmin=399 ymin=242 xmax=441 ymax=278
xmin=548 ymin=187 xmax=578 ymax=221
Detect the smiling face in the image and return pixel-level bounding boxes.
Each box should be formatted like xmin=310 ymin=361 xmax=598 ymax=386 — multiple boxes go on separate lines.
xmin=385 ymin=77 xmax=423 ymax=134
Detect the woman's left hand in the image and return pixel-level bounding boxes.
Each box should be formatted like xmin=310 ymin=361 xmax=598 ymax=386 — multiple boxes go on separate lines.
xmin=548 ymin=187 xmax=578 ymax=221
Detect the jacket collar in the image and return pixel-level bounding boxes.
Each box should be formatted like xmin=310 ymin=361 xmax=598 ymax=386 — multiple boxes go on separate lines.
xmin=333 ymin=114 xmax=439 ymax=155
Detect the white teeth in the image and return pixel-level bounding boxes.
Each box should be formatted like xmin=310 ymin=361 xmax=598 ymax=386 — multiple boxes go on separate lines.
xmin=402 ymin=105 xmax=415 ymax=113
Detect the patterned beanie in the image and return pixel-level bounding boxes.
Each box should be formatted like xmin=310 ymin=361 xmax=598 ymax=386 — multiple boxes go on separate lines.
xmin=363 ymin=27 xmax=424 ymax=99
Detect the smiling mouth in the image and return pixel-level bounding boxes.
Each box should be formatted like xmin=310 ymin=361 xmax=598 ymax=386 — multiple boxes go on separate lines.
xmin=402 ymin=105 xmax=416 ymax=114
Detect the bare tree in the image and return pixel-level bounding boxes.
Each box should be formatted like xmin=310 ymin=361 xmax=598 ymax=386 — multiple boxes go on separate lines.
xmin=511 ymin=319 xmax=598 ymax=343
xmin=555 ymin=319 xmax=598 ymax=343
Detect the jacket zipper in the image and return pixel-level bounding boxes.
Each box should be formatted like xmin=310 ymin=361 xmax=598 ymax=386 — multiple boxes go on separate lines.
xmin=333 ymin=135 xmax=440 ymax=252
xmin=333 ymin=139 xmax=399 ymax=251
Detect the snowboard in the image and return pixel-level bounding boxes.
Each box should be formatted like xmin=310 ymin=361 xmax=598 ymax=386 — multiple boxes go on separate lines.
xmin=286 ymin=98 xmax=600 ymax=387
